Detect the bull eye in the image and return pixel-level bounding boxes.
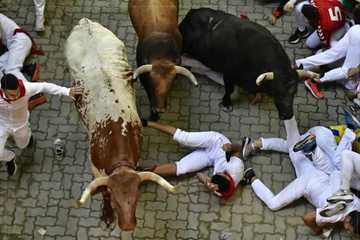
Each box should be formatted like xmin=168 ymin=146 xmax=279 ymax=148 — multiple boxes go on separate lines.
xmin=115 ymin=99 xmax=119 ymax=103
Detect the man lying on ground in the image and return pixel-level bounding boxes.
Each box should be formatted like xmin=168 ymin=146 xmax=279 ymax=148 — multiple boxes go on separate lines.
xmin=241 ymin=116 xmax=360 ymax=236
xmin=140 ymin=120 xmax=244 ymax=200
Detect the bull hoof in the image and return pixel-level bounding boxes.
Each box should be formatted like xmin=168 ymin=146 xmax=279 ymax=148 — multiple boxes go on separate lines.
xmin=219 ymin=102 xmax=233 ymax=112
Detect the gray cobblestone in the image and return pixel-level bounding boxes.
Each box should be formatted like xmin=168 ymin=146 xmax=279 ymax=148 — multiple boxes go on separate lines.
xmin=1 ymin=0 xmax=351 ymax=239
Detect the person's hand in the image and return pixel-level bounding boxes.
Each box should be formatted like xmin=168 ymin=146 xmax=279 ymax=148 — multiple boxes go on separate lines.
xmin=197 ymin=173 xmax=220 ymax=195
xmin=283 ymin=0 xmax=295 ymax=12
xmin=348 ymin=65 xmax=360 ymax=80
xmin=69 ymin=86 xmax=84 ymax=100
xmin=207 ymin=181 xmax=219 ymax=192
xmin=222 ymin=143 xmax=232 ymax=152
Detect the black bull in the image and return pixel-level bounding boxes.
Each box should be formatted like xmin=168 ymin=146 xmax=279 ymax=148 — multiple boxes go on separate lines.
xmin=179 ymin=8 xmax=299 ymax=120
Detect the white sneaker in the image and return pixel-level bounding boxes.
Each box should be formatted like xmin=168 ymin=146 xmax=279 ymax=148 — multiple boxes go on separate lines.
xmin=327 ymin=189 xmax=354 ymax=204
xmin=320 ymin=201 xmax=347 ymax=217
xmin=35 ymin=15 xmax=45 ymax=32
xmin=242 ymin=137 xmax=256 ymax=160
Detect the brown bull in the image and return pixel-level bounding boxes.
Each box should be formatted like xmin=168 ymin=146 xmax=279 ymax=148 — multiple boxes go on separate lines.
xmin=65 ymin=18 xmax=176 ymax=231
xmin=129 ymin=0 xmax=198 ymax=121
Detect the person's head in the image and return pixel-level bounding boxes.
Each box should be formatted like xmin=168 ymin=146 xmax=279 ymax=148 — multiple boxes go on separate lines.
xmin=302 ymin=4 xmax=319 ymax=27
xmin=344 ymin=211 xmax=360 ymax=234
xmin=211 ymin=174 xmax=230 ymax=193
xmin=211 ymin=172 xmax=236 ymax=200
xmin=354 ymin=4 xmax=360 ymax=25
xmin=1 ymin=73 xmax=20 ymax=101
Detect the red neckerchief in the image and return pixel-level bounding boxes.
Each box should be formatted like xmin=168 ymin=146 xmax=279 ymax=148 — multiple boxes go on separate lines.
xmin=13 ymin=28 xmax=45 ymax=56
xmin=220 ymin=172 xmax=236 ymax=200
xmin=0 ymin=80 xmax=26 ymax=102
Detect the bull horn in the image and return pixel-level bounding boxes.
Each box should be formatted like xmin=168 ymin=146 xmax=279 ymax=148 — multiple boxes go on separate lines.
xmin=175 ymin=66 xmax=199 ymax=86
xmin=77 ymin=176 xmax=109 ymax=207
xmin=296 ymin=69 xmax=320 ymax=79
xmin=133 ymin=64 xmax=152 ymax=79
xmin=137 ymin=171 xmax=176 ymax=193
xmin=256 ymin=72 xmax=274 ymax=86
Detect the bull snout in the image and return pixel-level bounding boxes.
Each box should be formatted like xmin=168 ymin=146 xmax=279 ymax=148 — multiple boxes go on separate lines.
xmin=156 ymin=107 xmax=166 ymax=113
xmin=118 ymin=220 xmax=136 ymax=231
xmin=155 ymin=94 xmax=168 ymax=113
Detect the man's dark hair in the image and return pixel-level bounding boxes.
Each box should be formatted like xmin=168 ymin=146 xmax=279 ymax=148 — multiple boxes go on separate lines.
xmin=302 ymin=4 xmax=319 ymax=25
xmin=354 ymin=4 xmax=360 ymax=25
xmin=211 ymin=174 xmax=230 ymax=193
xmin=349 ymin=210 xmax=360 ymax=234
xmin=1 ymin=74 xmax=18 ymax=90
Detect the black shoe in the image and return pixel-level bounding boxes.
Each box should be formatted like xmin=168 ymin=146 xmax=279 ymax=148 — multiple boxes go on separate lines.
xmin=242 ymin=168 xmax=256 ymax=185
xmin=288 ymin=28 xmax=311 ymax=44
xmin=293 ymin=134 xmax=316 ymax=153
xmin=6 ymin=159 xmax=17 ymax=177
xmin=343 ymin=106 xmax=360 ymax=130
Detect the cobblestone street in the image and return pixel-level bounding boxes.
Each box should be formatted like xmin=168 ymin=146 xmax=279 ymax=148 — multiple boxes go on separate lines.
xmin=0 ymin=0 xmax=355 ymax=239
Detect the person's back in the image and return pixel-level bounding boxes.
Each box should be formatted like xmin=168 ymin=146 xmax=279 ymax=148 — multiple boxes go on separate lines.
xmin=0 ymin=14 xmax=20 ymax=47
xmin=306 ymin=170 xmax=341 ymax=208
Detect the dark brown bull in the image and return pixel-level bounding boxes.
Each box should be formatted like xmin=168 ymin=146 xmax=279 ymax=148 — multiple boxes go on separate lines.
xmin=129 ymin=0 xmax=198 ymax=121
xmin=65 ymin=18 xmax=176 ymax=231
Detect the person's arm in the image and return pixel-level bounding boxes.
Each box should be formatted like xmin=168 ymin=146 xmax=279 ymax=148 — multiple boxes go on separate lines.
xmin=147 ymin=121 xmax=177 ymax=136
xmin=296 ymin=28 xmax=350 ymax=69
xmin=348 ymin=64 xmax=360 ymax=80
xmin=25 ymin=82 xmax=83 ymax=98
xmin=303 ymin=211 xmax=326 ymax=235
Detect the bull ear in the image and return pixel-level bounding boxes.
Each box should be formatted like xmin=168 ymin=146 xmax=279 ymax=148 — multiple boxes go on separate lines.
xmin=137 ymin=171 xmax=176 ymax=193
xmin=76 ymin=176 xmax=109 ymax=207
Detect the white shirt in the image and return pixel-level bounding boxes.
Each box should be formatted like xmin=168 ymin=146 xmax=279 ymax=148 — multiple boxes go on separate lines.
xmin=305 ymin=170 xmax=341 ymax=209
xmin=0 ymin=81 xmax=70 ymax=130
xmin=311 ymin=146 xmax=336 ymax=175
xmin=203 ymin=132 xmax=244 ymax=184
xmin=173 ymin=129 xmax=244 ymax=185
xmin=296 ymin=25 xmax=360 ymax=90
xmin=0 ymin=14 xmax=20 ymax=47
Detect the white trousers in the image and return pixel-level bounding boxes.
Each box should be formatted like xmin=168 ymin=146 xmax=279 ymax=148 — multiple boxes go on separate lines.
xmin=33 ymin=0 xmax=45 ymax=17
xmin=181 ymin=55 xmax=224 ymax=86
xmin=251 ymin=117 xmax=321 ymax=210
xmin=173 ymin=130 xmax=226 ymax=176
xmin=0 ymin=33 xmax=32 ymax=80
xmin=0 ymin=124 xmax=31 ymax=162
xmin=296 ymin=25 xmax=360 ymax=90
xmin=340 ymin=150 xmax=360 ymax=191
xmin=295 ymin=1 xmax=310 ymax=32
xmin=261 ymin=126 xmax=349 ymax=174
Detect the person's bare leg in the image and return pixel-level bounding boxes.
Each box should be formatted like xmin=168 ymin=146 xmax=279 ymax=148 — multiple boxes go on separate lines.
xmin=152 ymin=163 xmax=177 ymax=176
xmin=148 ymin=121 xmax=177 ymax=136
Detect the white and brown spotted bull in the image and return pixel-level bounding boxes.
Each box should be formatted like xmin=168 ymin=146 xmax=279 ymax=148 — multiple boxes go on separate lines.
xmin=65 ymin=18 xmax=176 ymax=231
xmin=129 ymin=0 xmax=199 ymax=121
